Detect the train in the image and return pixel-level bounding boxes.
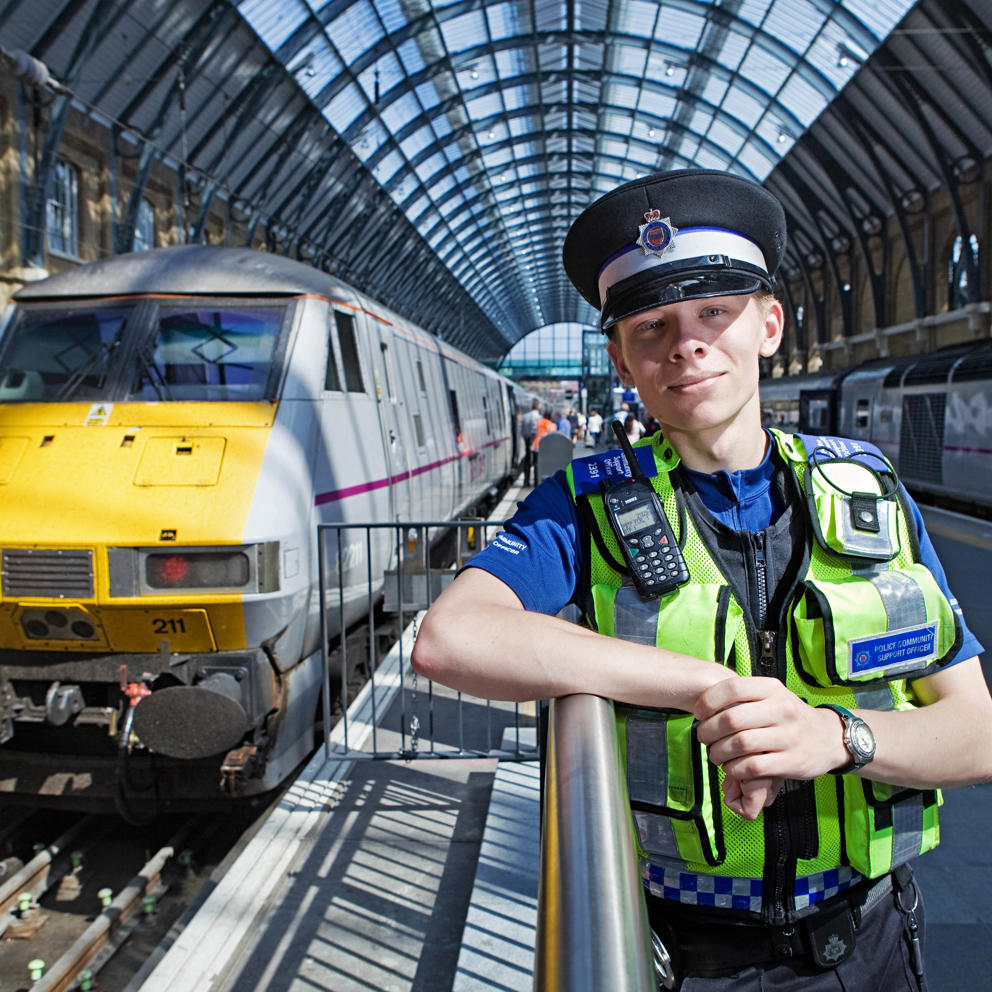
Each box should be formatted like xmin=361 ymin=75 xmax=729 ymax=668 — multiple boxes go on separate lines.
xmin=0 ymin=245 xmax=531 ymax=815
xmin=759 ymin=338 xmax=992 ymax=514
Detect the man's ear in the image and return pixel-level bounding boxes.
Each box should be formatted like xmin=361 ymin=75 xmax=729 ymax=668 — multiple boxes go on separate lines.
xmin=606 ymin=338 xmax=635 ymax=386
xmin=758 ymin=298 xmax=785 ymax=358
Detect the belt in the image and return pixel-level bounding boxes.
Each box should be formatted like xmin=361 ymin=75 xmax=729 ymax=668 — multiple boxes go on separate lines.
xmin=648 ymin=872 xmax=895 ymax=977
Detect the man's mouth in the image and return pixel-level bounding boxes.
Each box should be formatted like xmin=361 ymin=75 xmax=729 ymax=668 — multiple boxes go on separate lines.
xmin=669 ymin=372 xmax=723 ymax=391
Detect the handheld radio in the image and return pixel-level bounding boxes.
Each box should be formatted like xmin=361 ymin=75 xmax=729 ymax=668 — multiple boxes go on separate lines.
xmin=600 ymin=421 xmax=689 ymax=599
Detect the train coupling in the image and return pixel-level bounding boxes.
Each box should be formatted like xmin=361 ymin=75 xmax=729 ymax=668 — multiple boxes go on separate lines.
xmin=220 ymin=744 xmax=261 ymax=795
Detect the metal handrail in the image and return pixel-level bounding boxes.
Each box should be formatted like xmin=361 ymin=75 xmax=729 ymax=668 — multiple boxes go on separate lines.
xmin=534 ymin=693 xmax=655 ymax=991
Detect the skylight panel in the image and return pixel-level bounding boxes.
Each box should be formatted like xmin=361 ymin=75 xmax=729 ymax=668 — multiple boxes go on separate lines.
xmin=440 ymin=8 xmax=487 ymax=54
xmin=431 ymin=114 xmax=452 ymax=138
xmin=371 ymin=0 xmax=407 ymax=33
xmin=288 ymin=44 xmax=342 ymax=101
xmin=323 ymin=81 xmax=366 ymax=132
xmin=357 ymin=52 xmax=403 ymax=102
xmin=616 ymin=0 xmax=659 ymax=38
xmin=600 ymin=109 xmax=634 ymax=137
xmin=720 ymin=83 xmax=766 ymax=127
xmin=400 ymin=124 xmax=434 ymax=159
xmin=701 ymin=76 xmax=729 ymax=106
xmin=735 ymin=0 xmax=775 ymax=29
xmin=486 ymin=2 xmax=521 ymax=42
xmin=637 ymin=89 xmax=677 ymax=122
xmin=712 ymin=29 xmax=748 ymax=73
xmin=483 ymin=147 xmax=513 ymax=168
xmin=844 ymin=0 xmax=915 ymax=40
xmin=495 ymin=48 xmax=527 ymax=80
xmin=654 ymin=8 xmax=705 ymax=49
xmin=736 ymin=140 xmax=776 ymax=180
xmin=415 ymin=151 xmax=446 ymax=183
xmin=695 ymin=146 xmax=734 ymax=170
xmin=739 ymin=45 xmax=792 ymax=94
xmin=375 ymin=149 xmax=403 ymax=183
xmin=778 ymin=73 xmax=828 ymax=127
xmin=764 ymin=0 xmax=826 ymax=55
xmin=329 ymin=1 xmax=384 ymax=64
xmin=466 ymin=92 xmax=503 ymax=120
xmin=431 ymin=173 xmax=456 ymax=199
xmin=501 ymin=85 xmax=531 ymax=112
xmin=416 ymin=80 xmax=442 ymax=112
xmin=707 ymin=119 xmax=747 ymax=156
xmin=380 ymin=90 xmax=422 ymax=133
xmin=575 ymin=42 xmax=606 ymax=72
xmin=396 ymin=38 xmax=426 ymax=75
xmin=238 ymin=0 xmax=308 ymax=52
xmin=613 ymin=43 xmax=647 ymax=76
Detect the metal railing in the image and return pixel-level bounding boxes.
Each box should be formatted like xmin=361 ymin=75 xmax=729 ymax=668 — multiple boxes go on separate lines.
xmin=534 ymin=693 xmax=655 ymax=991
xmin=317 ymin=519 xmax=537 ymax=761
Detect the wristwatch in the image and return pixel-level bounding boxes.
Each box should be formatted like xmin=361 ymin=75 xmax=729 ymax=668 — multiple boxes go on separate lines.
xmin=818 ymin=704 xmax=876 ymax=774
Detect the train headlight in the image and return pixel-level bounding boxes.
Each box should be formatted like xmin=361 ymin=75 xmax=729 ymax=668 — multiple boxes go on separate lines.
xmin=145 ymin=551 xmax=251 ymax=590
xmin=108 ymin=543 xmax=280 ymax=596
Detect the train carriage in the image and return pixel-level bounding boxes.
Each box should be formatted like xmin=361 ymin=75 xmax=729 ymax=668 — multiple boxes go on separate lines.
xmin=0 ymin=246 xmax=522 ymax=814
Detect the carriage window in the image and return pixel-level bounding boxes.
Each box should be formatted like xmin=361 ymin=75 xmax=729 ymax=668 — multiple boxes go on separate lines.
xmin=856 ymin=399 xmax=871 ymax=430
xmin=336 ymin=312 xmax=365 ymax=393
xmin=324 ymin=317 xmax=342 ymax=392
xmin=416 ymin=358 xmax=427 ymax=394
xmin=0 ymin=304 xmax=132 ymax=402
xmin=130 ymin=304 xmax=284 ymax=400
xmin=413 ymin=412 xmax=425 ymax=447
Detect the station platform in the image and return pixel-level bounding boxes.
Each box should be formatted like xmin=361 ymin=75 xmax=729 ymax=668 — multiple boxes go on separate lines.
xmin=131 ymin=495 xmax=992 ymax=992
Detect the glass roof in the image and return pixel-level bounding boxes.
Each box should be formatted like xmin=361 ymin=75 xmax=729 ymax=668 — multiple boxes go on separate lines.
xmin=236 ymin=0 xmax=915 ymax=342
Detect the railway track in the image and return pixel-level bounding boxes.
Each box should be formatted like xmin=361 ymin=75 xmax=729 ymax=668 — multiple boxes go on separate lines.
xmin=0 ymin=805 xmax=266 ymax=992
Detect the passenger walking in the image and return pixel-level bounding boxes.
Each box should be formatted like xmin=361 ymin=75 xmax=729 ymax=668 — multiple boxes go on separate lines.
xmin=413 ymin=168 xmax=992 ymax=991
xmin=520 ymin=397 xmax=541 ymax=486
xmin=555 ymin=408 xmax=572 ymax=438
xmin=533 ymin=405 xmax=556 ymax=450
xmin=586 ymin=408 xmax=603 ymax=447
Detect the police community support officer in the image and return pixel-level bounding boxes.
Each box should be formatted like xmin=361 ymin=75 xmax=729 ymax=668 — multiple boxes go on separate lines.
xmin=411 ymin=169 xmax=992 ymax=990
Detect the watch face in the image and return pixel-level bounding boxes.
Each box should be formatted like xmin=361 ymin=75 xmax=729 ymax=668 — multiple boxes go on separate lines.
xmin=851 ymin=720 xmax=875 ymax=758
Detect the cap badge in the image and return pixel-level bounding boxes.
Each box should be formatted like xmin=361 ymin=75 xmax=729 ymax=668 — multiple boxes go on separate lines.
xmin=636 ymin=209 xmax=678 ymax=257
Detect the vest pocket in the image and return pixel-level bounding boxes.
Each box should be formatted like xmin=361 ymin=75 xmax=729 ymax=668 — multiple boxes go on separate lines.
xmin=792 ymin=564 xmax=959 ymax=687
xmin=623 ymin=708 xmax=726 ymax=867
xmin=838 ymin=775 xmax=940 ymax=877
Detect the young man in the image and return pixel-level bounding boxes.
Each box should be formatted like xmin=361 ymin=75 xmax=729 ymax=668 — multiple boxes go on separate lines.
xmin=411 ymin=169 xmax=992 ymax=990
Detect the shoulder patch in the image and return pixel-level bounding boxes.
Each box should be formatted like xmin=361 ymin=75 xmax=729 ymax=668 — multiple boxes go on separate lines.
xmin=571 ymin=445 xmax=658 ymax=497
xmin=799 ymin=433 xmax=892 ymax=474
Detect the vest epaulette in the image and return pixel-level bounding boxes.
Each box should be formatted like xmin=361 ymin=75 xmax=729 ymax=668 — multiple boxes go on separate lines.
xmin=792 ymin=432 xmax=893 ymax=474
xmin=568 ymin=443 xmax=659 ymax=497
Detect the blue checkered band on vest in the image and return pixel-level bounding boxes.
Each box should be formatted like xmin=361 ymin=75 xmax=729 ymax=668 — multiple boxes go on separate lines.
xmin=643 ymin=866 xmax=865 ymax=914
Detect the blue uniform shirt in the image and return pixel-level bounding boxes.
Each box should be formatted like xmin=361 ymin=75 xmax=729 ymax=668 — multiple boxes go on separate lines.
xmin=468 ymin=439 xmax=982 ymax=668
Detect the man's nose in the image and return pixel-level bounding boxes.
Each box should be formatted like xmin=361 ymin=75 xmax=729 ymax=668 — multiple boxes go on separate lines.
xmin=668 ymin=320 xmax=709 ymax=360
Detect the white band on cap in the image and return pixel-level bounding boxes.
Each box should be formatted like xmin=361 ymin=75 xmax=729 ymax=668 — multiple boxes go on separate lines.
xmin=597 ymin=227 xmax=769 ymax=306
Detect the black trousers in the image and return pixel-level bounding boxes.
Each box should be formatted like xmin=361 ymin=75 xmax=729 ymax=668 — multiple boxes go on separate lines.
xmin=647 ymin=880 xmax=928 ymax=992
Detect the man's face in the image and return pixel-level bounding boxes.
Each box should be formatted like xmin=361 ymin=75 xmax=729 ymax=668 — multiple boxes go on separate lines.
xmin=605 ymin=294 xmax=783 ymax=439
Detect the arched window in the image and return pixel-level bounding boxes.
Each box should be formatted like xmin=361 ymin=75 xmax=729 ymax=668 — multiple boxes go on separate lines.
xmin=133 ymin=198 xmax=156 ymax=251
xmin=46 ymin=159 xmax=79 ymax=257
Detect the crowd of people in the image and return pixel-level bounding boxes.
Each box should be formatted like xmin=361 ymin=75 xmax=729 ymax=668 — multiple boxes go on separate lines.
xmin=519 ymin=398 xmax=658 ymax=486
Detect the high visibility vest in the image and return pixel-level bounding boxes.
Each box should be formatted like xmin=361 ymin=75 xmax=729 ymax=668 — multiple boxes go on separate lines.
xmin=566 ymin=429 xmax=961 ymax=918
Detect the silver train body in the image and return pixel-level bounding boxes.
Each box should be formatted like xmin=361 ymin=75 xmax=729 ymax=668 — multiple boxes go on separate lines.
xmin=760 ymin=340 xmax=992 ymax=513
xmin=0 ymin=246 xmax=527 ymax=811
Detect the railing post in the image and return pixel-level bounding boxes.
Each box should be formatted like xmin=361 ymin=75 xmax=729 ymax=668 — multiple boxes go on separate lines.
xmin=534 ymin=693 xmax=655 ymax=991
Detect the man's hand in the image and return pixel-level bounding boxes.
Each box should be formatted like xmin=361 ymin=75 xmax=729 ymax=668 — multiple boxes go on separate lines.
xmin=721 ymin=772 xmax=784 ymax=820
xmin=693 ymin=677 xmax=848 ymax=792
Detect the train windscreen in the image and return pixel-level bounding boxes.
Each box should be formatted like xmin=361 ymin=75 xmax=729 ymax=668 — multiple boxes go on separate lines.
xmin=0 ymin=298 xmax=289 ymax=402
xmin=128 ymin=304 xmax=283 ymax=401
xmin=0 ymin=304 xmax=131 ymax=401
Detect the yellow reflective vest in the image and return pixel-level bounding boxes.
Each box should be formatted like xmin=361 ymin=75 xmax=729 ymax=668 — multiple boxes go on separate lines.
xmin=566 ymin=429 xmax=961 ymax=922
